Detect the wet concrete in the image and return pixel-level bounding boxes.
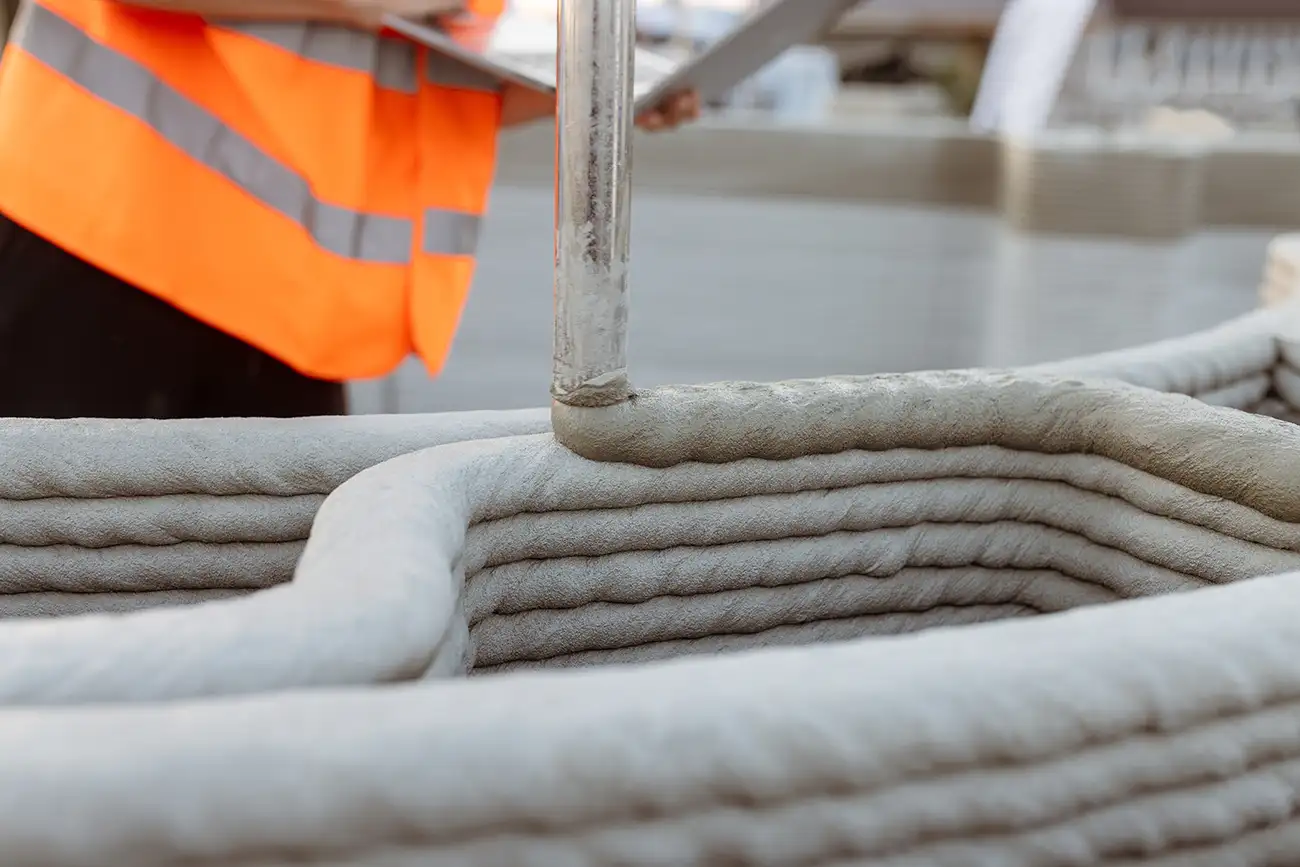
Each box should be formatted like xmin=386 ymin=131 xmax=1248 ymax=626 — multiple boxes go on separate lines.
xmin=350 ymin=184 xmax=1272 ymax=413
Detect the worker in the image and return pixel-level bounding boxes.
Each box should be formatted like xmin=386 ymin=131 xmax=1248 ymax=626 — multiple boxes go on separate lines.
xmin=0 ymin=0 xmax=699 ymax=419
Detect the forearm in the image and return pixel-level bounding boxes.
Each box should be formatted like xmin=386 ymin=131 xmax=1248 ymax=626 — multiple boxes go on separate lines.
xmin=501 ymin=83 xmax=700 ymax=130
xmin=119 ymin=0 xmax=364 ymax=25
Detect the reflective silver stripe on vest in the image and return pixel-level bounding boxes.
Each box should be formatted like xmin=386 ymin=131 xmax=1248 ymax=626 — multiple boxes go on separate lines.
xmin=14 ymin=4 xmax=483 ymax=261
xmin=422 ymin=206 xmax=480 ymax=256
xmin=218 ymin=21 xmax=501 ymax=94
xmin=216 ymin=21 xmax=421 ymax=93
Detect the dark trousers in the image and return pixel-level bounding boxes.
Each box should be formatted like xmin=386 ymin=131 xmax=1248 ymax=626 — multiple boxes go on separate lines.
xmin=0 ymin=213 xmax=347 ymax=419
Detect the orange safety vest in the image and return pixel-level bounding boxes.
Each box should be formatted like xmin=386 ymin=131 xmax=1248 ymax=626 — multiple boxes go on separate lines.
xmin=0 ymin=0 xmax=505 ymax=380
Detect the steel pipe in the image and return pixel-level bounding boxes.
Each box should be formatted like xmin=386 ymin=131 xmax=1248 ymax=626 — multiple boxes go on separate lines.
xmin=552 ymin=0 xmax=637 ymax=407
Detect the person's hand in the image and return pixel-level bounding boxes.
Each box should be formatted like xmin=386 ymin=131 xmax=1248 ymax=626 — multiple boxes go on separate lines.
xmin=502 ymin=85 xmax=703 ymax=130
xmin=635 ymin=90 xmax=700 ymax=132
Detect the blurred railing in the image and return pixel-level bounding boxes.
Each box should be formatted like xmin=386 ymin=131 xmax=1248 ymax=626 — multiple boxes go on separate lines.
xmin=1057 ymin=21 xmax=1300 ymax=129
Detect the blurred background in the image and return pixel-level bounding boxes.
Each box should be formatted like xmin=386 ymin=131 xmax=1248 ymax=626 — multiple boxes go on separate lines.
xmin=164 ymin=0 xmax=1298 ymax=414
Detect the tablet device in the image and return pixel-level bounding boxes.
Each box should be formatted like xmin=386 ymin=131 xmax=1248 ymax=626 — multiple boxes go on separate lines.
xmin=383 ymin=0 xmax=859 ymax=114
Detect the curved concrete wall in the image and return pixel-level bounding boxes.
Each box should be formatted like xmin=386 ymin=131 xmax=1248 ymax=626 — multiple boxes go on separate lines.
xmin=4 ymin=303 xmax=1297 ymax=622
xmin=4 ymin=370 xmax=1300 ymax=864
xmin=5 ymin=122 xmax=1300 ymax=863
xmin=0 ymin=410 xmax=549 ymax=621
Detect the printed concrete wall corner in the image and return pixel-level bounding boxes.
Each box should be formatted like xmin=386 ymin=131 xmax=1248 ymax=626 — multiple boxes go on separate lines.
xmin=1 ymin=302 xmax=1300 ymax=862
xmin=3 ymin=369 xmax=1300 ymax=864
xmin=2 ymin=371 xmax=1300 ymax=863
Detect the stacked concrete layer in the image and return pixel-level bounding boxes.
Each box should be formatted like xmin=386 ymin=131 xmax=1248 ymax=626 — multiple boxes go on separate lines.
xmin=0 ymin=220 xmax=1297 ymax=863
xmin=2 ymin=304 xmax=1290 ymax=617
xmin=10 ymin=306 xmax=1284 ymax=625
xmin=495 ymin=122 xmax=1300 ymax=238
xmin=0 ymin=410 xmax=549 ymax=622
xmin=1000 ymin=134 xmax=1210 ymax=238
xmin=1031 ymin=305 xmax=1285 ymax=408
xmin=3 ymin=369 xmax=1300 ymax=864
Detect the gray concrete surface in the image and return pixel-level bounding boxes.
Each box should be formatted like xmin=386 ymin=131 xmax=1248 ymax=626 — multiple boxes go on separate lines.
xmin=350 ymin=183 xmax=1272 ymax=414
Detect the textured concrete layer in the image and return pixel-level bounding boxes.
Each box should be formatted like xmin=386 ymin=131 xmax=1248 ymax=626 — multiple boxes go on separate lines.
xmin=1022 ymin=303 xmax=1287 ymax=403
xmin=550 ymin=368 xmax=1300 ymax=498
xmin=554 ymin=304 xmax=1298 ymax=467
xmin=1 ymin=305 xmax=1295 ymax=625
xmin=4 ymin=571 xmax=1300 ymax=867
xmin=2 ymin=373 xmax=1300 ymax=864
xmin=1001 ymin=134 xmax=1209 ymax=238
xmin=1 ymin=298 xmax=1299 ymax=861
xmin=0 ymin=409 xmax=549 ymax=619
